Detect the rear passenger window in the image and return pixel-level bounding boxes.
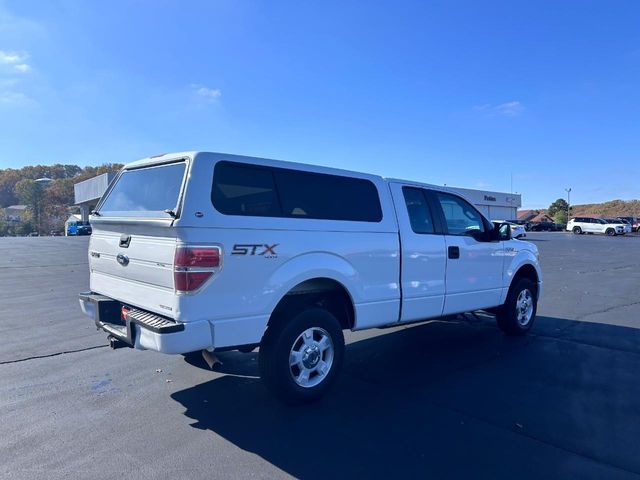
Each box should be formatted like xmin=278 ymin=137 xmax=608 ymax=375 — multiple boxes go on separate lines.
xmin=211 ymin=162 xmax=280 ymax=216
xmin=274 ymin=169 xmax=381 ymax=222
xmin=402 ymin=187 xmax=435 ymax=234
xmin=212 ymin=161 xmax=382 ymax=222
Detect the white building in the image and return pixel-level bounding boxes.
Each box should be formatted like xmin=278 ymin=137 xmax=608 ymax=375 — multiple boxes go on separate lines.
xmin=4 ymin=205 xmax=28 ymax=223
xmin=447 ymin=186 xmax=521 ymax=221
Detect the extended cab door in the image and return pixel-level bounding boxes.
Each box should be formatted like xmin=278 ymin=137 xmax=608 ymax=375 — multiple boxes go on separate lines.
xmin=430 ymin=190 xmax=505 ymax=315
xmin=390 ymin=183 xmax=446 ymax=322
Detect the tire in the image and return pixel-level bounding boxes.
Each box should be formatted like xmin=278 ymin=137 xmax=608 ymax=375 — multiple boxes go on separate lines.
xmin=606 ymin=228 xmax=616 ymax=236
xmin=259 ymin=308 xmax=345 ymax=404
xmin=572 ymin=226 xmax=582 ymax=234
xmin=496 ymin=278 xmax=537 ymax=336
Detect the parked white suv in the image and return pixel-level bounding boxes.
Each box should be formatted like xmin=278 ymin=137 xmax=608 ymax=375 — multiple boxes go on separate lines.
xmin=567 ymin=217 xmax=625 ymax=236
xmin=79 ymin=152 xmax=542 ymax=403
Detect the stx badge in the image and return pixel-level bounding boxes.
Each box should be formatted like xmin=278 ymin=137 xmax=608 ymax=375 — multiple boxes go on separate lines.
xmin=232 ymin=244 xmax=278 ymax=257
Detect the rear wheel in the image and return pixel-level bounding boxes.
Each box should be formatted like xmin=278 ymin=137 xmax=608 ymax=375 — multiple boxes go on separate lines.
xmin=572 ymin=226 xmax=582 ymax=234
xmin=259 ymin=308 xmax=344 ymax=404
xmin=496 ymin=278 xmax=537 ymax=336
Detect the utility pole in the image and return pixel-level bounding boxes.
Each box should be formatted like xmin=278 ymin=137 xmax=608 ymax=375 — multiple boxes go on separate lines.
xmin=565 ymin=187 xmax=572 ymax=222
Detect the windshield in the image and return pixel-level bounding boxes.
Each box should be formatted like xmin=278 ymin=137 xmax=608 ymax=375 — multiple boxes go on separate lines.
xmin=97 ymin=161 xmax=186 ymax=217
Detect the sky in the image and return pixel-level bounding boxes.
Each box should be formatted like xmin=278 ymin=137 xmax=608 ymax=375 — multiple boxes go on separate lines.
xmin=0 ymin=1 xmax=639 ymax=209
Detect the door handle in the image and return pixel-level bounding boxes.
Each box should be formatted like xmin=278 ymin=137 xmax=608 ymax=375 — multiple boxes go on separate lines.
xmin=119 ymin=234 xmax=131 ymax=248
xmin=448 ymin=246 xmax=460 ymax=259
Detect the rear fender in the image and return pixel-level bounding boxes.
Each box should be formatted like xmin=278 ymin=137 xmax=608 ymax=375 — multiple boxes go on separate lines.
xmin=264 ymin=252 xmax=360 ymax=319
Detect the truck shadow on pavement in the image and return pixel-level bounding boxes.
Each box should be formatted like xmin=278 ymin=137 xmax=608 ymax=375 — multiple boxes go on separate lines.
xmin=172 ymin=316 xmax=640 ymax=479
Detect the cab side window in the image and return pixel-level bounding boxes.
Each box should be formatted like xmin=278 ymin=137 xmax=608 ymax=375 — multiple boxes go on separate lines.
xmin=435 ymin=192 xmax=485 ymax=236
xmin=402 ymin=187 xmax=435 ymax=234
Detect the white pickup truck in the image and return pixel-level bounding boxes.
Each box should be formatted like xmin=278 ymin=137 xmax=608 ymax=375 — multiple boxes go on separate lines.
xmin=79 ymin=152 xmax=542 ymax=403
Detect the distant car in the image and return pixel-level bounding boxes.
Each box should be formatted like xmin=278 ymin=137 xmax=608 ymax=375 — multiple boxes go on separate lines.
xmin=604 ymin=218 xmax=631 ymax=234
xmin=616 ymin=217 xmax=638 ymax=233
xmin=567 ymin=217 xmax=624 ymax=236
xmin=494 ymin=220 xmax=526 ymax=239
xmin=508 ymin=219 xmax=532 ymax=231
xmin=76 ymin=224 xmax=92 ymax=236
xmin=27 ymin=232 xmax=39 ymax=237
xmin=50 ymin=230 xmax=62 ymax=236
xmin=530 ymin=222 xmax=556 ymax=232
xmin=68 ymin=221 xmax=92 ymax=236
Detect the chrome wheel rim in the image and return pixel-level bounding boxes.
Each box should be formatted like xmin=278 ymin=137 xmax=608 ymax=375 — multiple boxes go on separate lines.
xmin=289 ymin=327 xmax=334 ymax=388
xmin=516 ymin=289 xmax=534 ymax=326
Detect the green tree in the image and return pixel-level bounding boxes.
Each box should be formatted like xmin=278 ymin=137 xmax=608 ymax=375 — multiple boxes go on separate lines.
xmin=554 ymin=210 xmax=568 ymax=225
xmin=548 ymin=198 xmax=569 ymax=217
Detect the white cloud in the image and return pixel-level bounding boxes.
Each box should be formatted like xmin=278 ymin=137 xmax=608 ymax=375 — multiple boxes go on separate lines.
xmin=0 ymin=50 xmax=31 ymax=72
xmin=495 ymin=101 xmax=523 ymax=117
xmin=474 ymin=100 xmax=524 ymax=117
xmin=0 ymin=50 xmax=27 ymax=64
xmin=191 ymin=84 xmax=221 ymax=102
xmin=475 ymin=181 xmax=491 ymax=188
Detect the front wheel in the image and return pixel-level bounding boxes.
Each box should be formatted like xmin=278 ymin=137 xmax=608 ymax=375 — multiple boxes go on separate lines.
xmin=606 ymin=228 xmax=616 ymax=236
xmin=259 ymin=308 xmax=345 ymax=404
xmin=496 ymin=278 xmax=537 ymax=335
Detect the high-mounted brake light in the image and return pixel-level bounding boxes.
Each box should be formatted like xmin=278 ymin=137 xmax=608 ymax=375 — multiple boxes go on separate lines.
xmin=174 ymin=245 xmax=222 ymax=293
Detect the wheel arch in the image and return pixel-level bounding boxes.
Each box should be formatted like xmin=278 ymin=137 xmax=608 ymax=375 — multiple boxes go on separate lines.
xmin=501 ymin=255 xmax=542 ymax=305
xmin=511 ymin=263 xmax=539 ymax=293
xmin=268 ymin=277 xmax=356 ymax=331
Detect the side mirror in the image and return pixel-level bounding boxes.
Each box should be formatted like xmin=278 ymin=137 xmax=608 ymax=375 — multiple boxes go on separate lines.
xmin=498 ymin=222 xmax=511 ymax=241
xmin=490 ymin=222 xmax=511 ymax=241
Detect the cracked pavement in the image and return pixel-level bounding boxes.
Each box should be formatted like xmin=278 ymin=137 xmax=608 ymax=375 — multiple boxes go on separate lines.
xmin=1 ymin=233 xmax=640 ymax=479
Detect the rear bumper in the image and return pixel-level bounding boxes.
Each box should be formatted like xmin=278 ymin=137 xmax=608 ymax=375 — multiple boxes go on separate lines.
xmin=79 ymin=292 xmax=212 ymax=354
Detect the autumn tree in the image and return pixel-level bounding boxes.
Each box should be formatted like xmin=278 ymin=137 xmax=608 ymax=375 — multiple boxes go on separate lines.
xmin=15 ymin=179 xmax=44 ymax=232
xmin=0 ymin=169 xmax=22 ymax=207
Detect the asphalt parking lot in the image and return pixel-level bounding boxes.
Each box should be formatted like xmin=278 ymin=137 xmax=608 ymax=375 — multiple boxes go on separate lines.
xmin=2 ymin=233 xmax=640 ymax=479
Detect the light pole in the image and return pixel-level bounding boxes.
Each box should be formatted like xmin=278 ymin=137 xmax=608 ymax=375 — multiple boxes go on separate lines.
xmin=565 ymin=187 xmax=571 ymax=222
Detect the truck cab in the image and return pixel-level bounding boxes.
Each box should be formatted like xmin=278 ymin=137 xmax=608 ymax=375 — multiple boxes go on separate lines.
xmin=80 ymin=151 xmax=542 ymax=403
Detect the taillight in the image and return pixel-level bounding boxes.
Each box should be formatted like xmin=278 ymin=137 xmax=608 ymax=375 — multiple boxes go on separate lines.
xmin=174 ymin=247 xmax=220 ymax=268
xmin=174 ymin=245 xmax=222 ymax=293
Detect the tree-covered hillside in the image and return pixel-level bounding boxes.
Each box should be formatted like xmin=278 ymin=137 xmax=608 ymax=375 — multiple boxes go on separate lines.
xmin=0 ymin=163 xmax=123 ymax=235
xmin=571 ymin=199 xmax=640 ymax=218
